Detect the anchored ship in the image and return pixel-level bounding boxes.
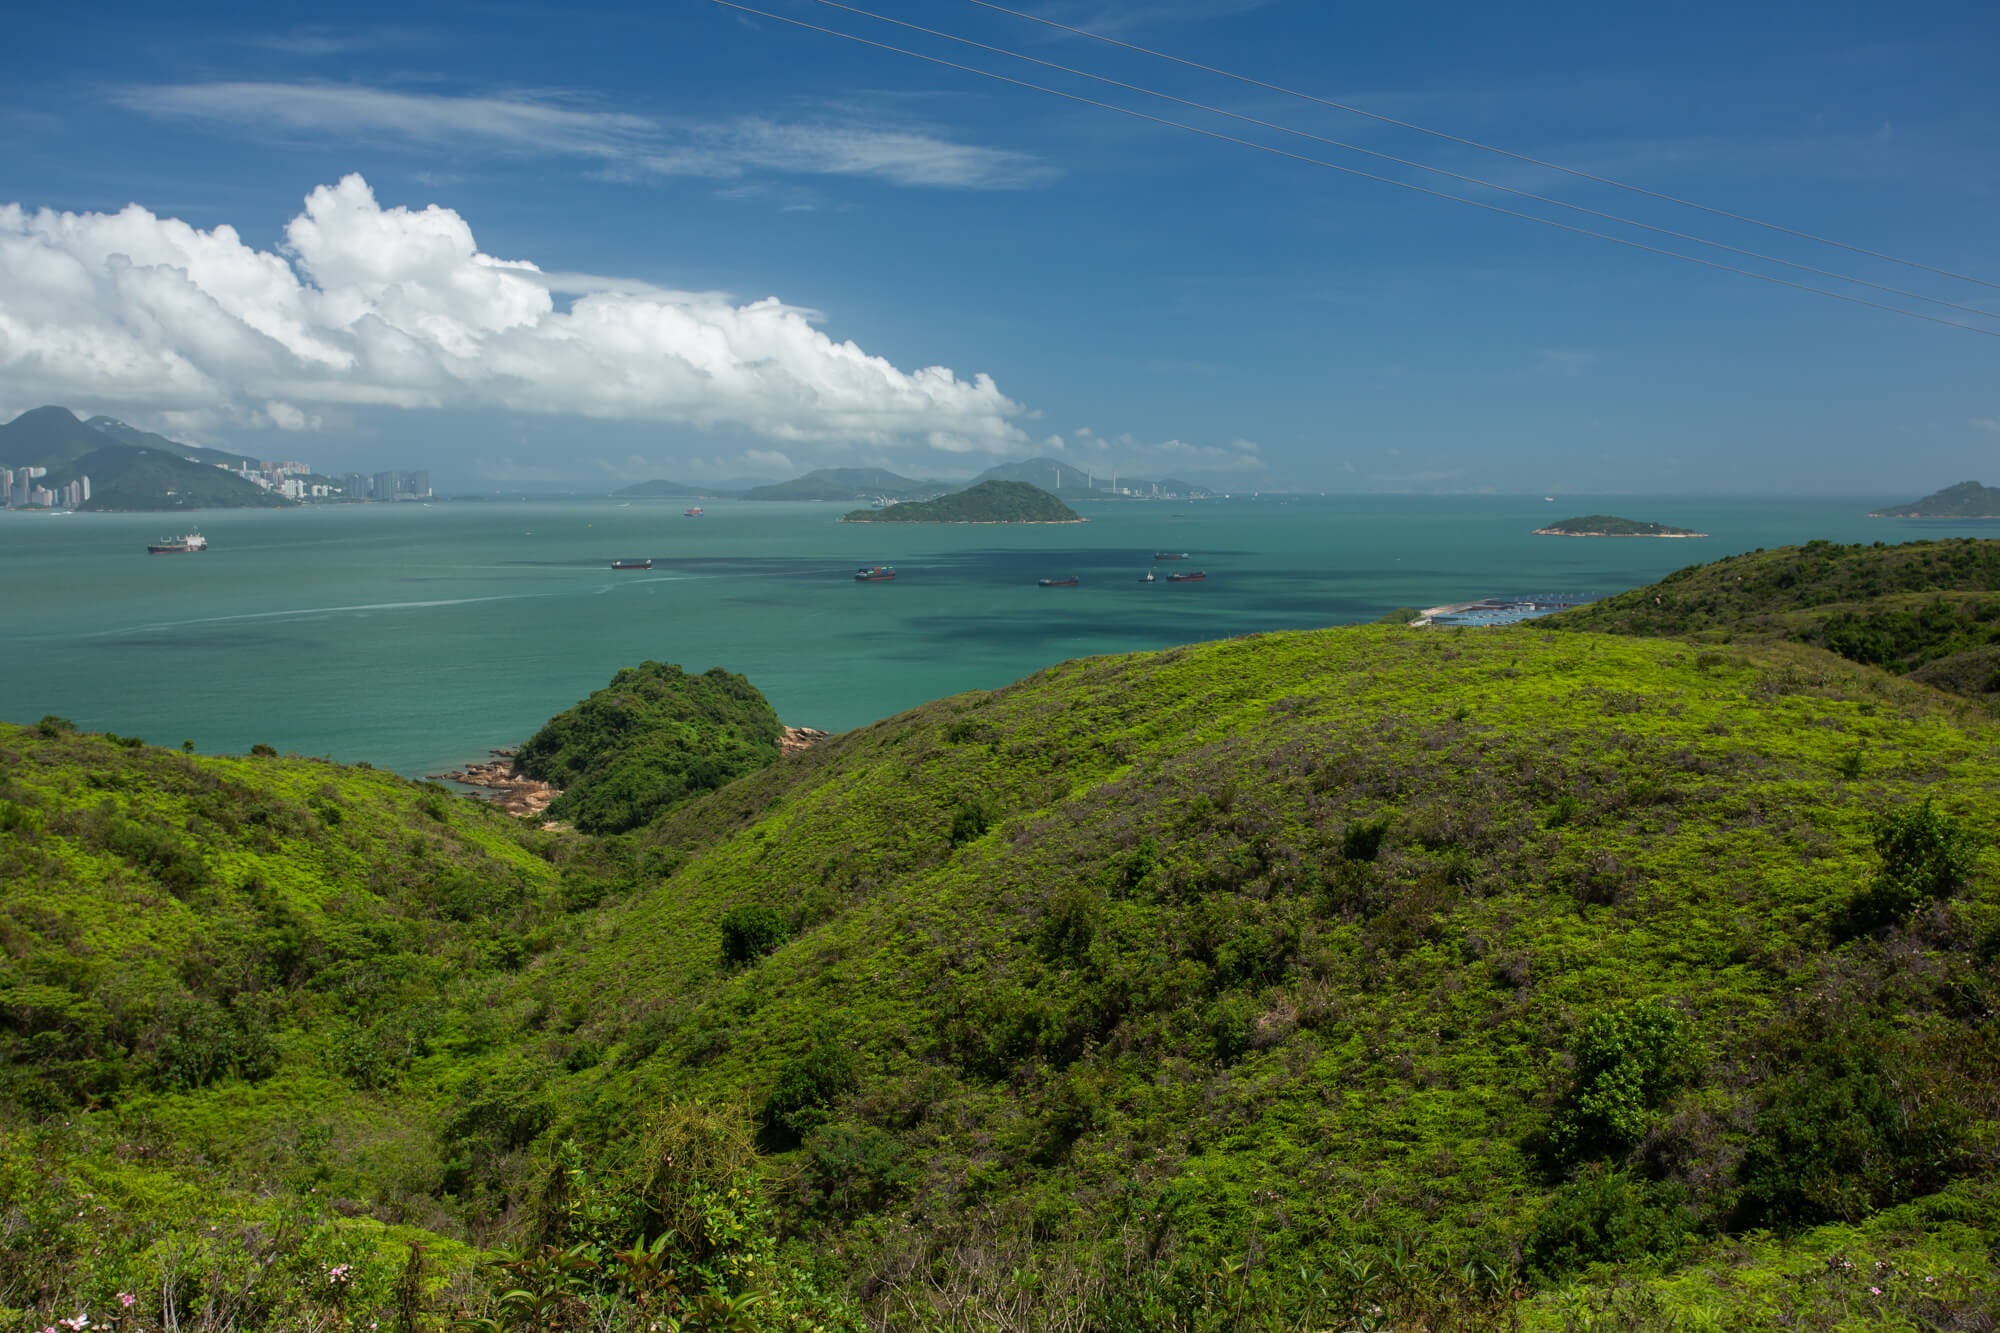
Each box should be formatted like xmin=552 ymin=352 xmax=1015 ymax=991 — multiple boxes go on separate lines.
xmin=1038 ymin=575 xmax=1079 ymax=587
xmin=685 ymin=507 xmax=704 ymax=517
xmin=610 ymin=558 xmax=652 ymax=570
xmin=854 ymin=565 xmax=897 ymax=582
xmin=147 ymin=530 xmax=208 ymax=555
xmin=1166 ymin=570 xmax=1206 ymax=582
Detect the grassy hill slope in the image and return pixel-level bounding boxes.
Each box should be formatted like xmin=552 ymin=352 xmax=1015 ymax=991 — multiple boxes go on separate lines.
xmin=4 ymin=614 xmax=1999 ymax=1330
xmin=542 ymin=626 xmax=1997 ymax=1326
xmin=1546 ymin=538 xmax=2000 ymax=698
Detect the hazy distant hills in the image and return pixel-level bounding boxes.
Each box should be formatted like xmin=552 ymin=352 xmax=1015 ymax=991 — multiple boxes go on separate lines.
xmin=611 ymin=478 xmax=740 ymax=499
xmin=741 ymin=467 xmax=950 ymax=502
xmin=0 ymin=406 xmax=286 ymax=510
xmin=970 ymin=455 xmax=1212 ymax=498
xmin=1870 ymin=481 xmax=2000 ymax=518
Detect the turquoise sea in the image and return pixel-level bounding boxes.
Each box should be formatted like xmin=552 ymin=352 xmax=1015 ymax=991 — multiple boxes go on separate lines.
xmin=1 ymin=495 xmax=1988 ymax=777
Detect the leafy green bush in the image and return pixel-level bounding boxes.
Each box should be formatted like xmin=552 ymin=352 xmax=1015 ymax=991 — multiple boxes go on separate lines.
xmin=1523 ymin=1169 xmax=1696 ymax=1282
xmin=1549 ymin=1000 xmax=1699 ymax=1162
xmin=147 ymin=995 xmax=281 ymax=1091
xmin=760 ymin=1024 xmax=857 ymax=1147
xmin=1840 ymin=798 xmax=1979 ymax=936
xmin=719 ymin=903 xmax=788 ymax=966
xmin=1736 ymin=1041 xmax=1972 ymax=1230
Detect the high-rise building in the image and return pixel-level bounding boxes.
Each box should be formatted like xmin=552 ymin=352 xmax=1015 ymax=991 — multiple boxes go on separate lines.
xmin=1 ymin=468 xmax=13 ymax=506
xmin=408 ymin=470 xmax=430 ymax=499
xmin=374 ymin=470 xmax=399 ymax=501
xmin=343 ymin=472 xmax=370 ymax=499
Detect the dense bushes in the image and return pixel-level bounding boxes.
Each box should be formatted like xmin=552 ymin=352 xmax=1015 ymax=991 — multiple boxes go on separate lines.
xmin=517 ymin=662 xmax=783 ymax=833
xmin=1523 ymin=1169 xmax=1696 ymax=1281
xmin=720 ymin=903 xmax=789 ymax=966
xmin=1840 ymin=798 xmax=1980 ymax=936
xmin=1549 ymin=1001 xmax=1699 ymax=1162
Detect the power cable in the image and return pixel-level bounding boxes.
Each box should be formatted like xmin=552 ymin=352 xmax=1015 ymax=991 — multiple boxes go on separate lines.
xmin=807 ymin=0 xmax=1998 ymax=322
xmin=961 ymin=0 xmax=2000 ymax=294
xmin=704 ymin=0 xmax=2000 ymax=339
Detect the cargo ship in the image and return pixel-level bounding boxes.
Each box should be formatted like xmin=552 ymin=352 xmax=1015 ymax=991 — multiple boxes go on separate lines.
xmin=610 ymin=558 xmax=652 ymax=570
xmin=147 ymin=530 xmax=208 ymax=555
xmin=685 ymin=507 xmax=704 ymax=517
xmin=854 ymin=565 xmax=896 ymax=582
xmin=1038 ymin=575 xmax=1079 ymax=587
xmin=1166 ymin=570 xmax=1206 ymax=582
xmin=1154 ymin=551 xmax=1189 ymax=560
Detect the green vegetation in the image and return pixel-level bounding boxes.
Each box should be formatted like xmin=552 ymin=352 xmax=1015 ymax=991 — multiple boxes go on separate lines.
xmin=1533 ymin=514 xmax=1706 ymax=536
xmin=5 ymin=539 xmax=2000 ymax=1331
xmin=1546 ymin=537 xmax=2000 ymax=700
xmin=515 ymin=661 xmax=783 ymax=833
xmin=840 ymin=479 xmax=1082 ymax=523
xmin=1870 ymin=479 xmax=2000 ymax=518
xmin=0 ymin=406 xmax=286 ymax=510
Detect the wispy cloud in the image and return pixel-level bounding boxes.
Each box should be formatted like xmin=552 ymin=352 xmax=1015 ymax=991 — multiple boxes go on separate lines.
xmin=113 ymin=82 xmax=1057 ymax=190
xmin=1537 ymin=348 xmax=1595 ymax=376
xmin=1972 ymin=417 xmax=2000 ymax=434
xmin=243 ymin=27 xmax=425 ymax=56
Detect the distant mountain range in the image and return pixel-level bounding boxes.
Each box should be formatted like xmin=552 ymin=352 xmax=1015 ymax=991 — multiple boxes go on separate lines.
xmin=1870 ymin=481 xmax=2000 ymax=519
xmin=612 ymin=457 xmax=1217 ymax=504
xmin=0 ymin=406 xmax=287 ymax=510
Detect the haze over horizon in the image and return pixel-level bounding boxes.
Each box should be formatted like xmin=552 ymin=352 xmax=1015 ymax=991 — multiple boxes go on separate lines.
xmin=3 ymin=0 xmax=1995 ymax=495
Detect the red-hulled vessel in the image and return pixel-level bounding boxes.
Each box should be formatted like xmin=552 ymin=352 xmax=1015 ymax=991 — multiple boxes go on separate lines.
xmin=854 ymin=565 xmax=896 ymax=582
xmin=1166 ymin=570 xmax=1206 ymax=582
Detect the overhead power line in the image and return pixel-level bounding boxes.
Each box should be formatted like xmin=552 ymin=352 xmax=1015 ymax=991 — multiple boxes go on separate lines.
xmin=705 ymin=0 xmax=2000 ymax=340
xmin=962 ymin=0 xmax=2000 ymax=295
xmin=807 ymin=0 xmax=1998 ymax=323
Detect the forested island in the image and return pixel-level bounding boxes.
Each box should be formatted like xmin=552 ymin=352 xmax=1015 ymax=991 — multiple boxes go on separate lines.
xmin=840 ymin=478 xmax=1083 ymax=523
xmin=1533 ymin=513 xmax=1707 ymax=537
xmin=4 ymin=538 xmax=1998 ymax=1333
xmin=1870 ymin=480 xmax=2000 ymax=518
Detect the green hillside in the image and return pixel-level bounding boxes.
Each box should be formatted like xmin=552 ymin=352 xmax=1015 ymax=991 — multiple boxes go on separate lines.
xmin=840 ymin=478 xmax=1082 ymax=523
xmin=743 ymin=468 xmax=942 ymax=502
xmin=514 ymin=661 xmax=784 ymax=832
xmin=1545 ymin=538 xmax=2000 ymax=698
xmin=65 ymin=444 xmax=291 ymax=511
xmin=1 ymin=406 xmax=286 ymax=510
xmin=0 ymin=405 xmax=116 ymax=469
xmin=1534 ymin=514 xmax=1706 ymax=537
xmin=5 ymin=597 xmax=1998 ymax=1329
xmin=83 ymin=415 xmax=258 ymax=470
xmin=1871 ymin=481 xmax=2000 ymax=518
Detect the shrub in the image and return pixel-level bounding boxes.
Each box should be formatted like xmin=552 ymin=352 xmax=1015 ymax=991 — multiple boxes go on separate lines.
xmin=719 ymin=904 xmax=789 ymax=967
xmin=1523 ymin=1169 xmax=1696 ymax=1282
xmin=949 ymin=799 xmax=993 ymax=846
xmin=1549 ymin=1000 xmax=1699 ymax=1162
xmin=1736 ymin=1043 xmax=1971 ymax=1230
xmin=760 ymin=1023 xmax=857 ymax=1147
xmin=35 ymin=715 xmax=75 ymax=737
xmin=1839 ymin=798 xmax=1979 ymax=936
xmin=795 ymin=1121 xmax=916 ymax=1219
xmin=1340 ymin=811 xmax=1393 ymax=862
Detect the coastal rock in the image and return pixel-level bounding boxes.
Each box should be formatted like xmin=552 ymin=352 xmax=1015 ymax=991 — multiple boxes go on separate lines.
xmin=781 ymin=726 xmax=830 ymax=758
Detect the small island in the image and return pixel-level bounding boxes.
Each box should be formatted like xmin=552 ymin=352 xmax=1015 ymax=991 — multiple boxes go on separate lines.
xmin=1534 ymin=514 xmax=1708 ymax=538
xmin=840 ymin=479 xmax=1085 ymax=524
xmin=1869 ymin=481 xmax=2000 ymax=519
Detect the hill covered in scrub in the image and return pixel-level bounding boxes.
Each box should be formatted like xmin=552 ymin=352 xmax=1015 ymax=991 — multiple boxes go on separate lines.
xmin=840 ymin=479 xmax=1082 ymax=523
xmin=1545 ymin=537 xmax=2000 ymax=699
xmin=4 ymin=600 xmax=1999 ymax=1330
xmin=514 ymin=661 xmax=784 ymax=832
xmin=1871 ymin=480 xmax=2000 ymax=518
xmin=1532 ymin=514 xmax=1706 ymax=537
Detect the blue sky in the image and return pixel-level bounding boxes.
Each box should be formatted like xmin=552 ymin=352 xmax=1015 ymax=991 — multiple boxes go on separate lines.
xmin=2 ymin=0 xmax=1995 ymax=493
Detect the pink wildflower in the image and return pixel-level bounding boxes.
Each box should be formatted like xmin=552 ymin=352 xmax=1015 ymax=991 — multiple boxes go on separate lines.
xmin=117 ymin=1295 xmax=135 ymax=1309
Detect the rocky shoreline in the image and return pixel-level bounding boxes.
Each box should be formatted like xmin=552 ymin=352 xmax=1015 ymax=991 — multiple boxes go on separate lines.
xmin=437 ymin=727 xmax=832 ymax=820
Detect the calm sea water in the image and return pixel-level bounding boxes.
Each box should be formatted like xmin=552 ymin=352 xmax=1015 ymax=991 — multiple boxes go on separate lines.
xmin=0 ymin=495 xmax=1986 ymax=777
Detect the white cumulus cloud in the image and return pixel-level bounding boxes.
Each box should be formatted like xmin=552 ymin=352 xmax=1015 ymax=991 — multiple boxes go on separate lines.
xmin=0 ymin=175 xmax=1031 ymax=451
